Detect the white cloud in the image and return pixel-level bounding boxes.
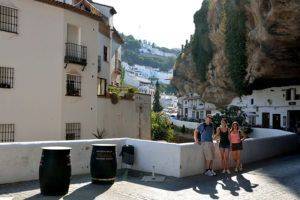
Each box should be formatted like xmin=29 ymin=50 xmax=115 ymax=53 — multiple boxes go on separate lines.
xmin=94 ymin=0 xmax=203 ymax=49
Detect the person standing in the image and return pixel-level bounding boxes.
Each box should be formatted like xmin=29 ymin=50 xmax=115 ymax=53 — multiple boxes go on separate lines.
xmin=194 ymin=115 xmax=216 ymax=176
xmin=215 ymin=118 xmax=231 ymax=174
xmin=229 ymin=121 xmax=245 ymax=172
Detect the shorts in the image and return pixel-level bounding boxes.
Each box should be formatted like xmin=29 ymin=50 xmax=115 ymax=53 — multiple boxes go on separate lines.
xmin=231 ymin=142 xmax=243 ymax=151
xmin=200 ymin=142 xmax=215 ymax=161
xmin=219 ymin=143 xmax=230 ymax=149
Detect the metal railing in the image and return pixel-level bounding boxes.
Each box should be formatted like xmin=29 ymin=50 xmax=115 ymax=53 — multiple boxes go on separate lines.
xmin=65 ymin=43 xmax=87 ymax=66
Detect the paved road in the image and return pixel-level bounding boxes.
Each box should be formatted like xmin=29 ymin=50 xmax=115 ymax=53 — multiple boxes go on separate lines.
xmin=0 ymin=154 xmax=300 ymax=200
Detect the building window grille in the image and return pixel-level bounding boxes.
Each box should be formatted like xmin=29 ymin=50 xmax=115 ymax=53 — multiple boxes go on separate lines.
xmin=0 ymin=67 xmax=14 ymax=88
xmin=97 ymin=78 xmax=107 ymax=96
xmin=0 ymin=5 xmax=18 ymax=33
xmin=0 ymin=124 xmax=14 ymax=142
xmin=66 ymin=123 xmax=80 ymax=140
xmin=103 ymin=46 xmax=108 ymax=62
xmin=66 ymin=74 xmax=81 ymax=96
xmin=98 ymin=55 xmax=101 ymax=73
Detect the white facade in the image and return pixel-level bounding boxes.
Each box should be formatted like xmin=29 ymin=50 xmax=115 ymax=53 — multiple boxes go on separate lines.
xmin=0 ymin=0 xmax=149 ymax=142
xmin=230 ymin=85 xmax=300 ymax=132
xmin=178 ymin=93 xmax=219 ymax=121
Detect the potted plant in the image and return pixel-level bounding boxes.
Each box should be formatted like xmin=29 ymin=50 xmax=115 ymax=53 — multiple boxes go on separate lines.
xmin=110 ymin=92 xmax=119 ymax=104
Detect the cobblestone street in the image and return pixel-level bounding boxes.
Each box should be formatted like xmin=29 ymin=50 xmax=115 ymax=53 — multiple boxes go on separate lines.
xmin=0 ymin=153 xmax=299 ymax=200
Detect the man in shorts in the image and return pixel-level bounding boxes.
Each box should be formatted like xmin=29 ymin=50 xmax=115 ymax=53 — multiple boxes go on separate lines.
xmin=194 ymin=114 xmax=216 ymax=176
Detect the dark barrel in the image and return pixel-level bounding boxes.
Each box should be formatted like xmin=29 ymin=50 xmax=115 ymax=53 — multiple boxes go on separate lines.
xmin=90 ymin=144 xmax=117 ymax=183
xmin=39 ymin=147 xmax=72 ymax=196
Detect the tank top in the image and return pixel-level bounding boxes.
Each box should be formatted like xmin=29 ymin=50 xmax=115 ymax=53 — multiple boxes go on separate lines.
xmin=230 ymin=132 xmax=241 ymax=144
xmin=219 ymin=128 xmax=230 ymax=146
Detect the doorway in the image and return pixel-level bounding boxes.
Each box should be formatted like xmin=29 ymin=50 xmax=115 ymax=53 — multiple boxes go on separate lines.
xmin=288 ymin=110 xmax=300 ymax=134
xmin=272 ymin=114 xmax=281 ymax=129
xmin=262 ymin=113 xmax=270 ymax=128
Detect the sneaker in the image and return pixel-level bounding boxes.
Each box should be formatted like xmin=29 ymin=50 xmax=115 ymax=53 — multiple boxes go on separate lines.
xmin=210 ymin=170 xmax=217 ymax=176
xmin=235 ymin=167 xmax=238 ymax=172
xmin=222 ymin=169 xmax=226 ymax=173
xmin=226 ymin=169 xmax=231 ymax=174
xmin=204 ymin=170 xmax=214 ymax=176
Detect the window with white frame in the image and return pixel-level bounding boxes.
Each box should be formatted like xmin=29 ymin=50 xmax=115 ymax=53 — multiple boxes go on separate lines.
xmin=0 ymin=5 xmax=18 ymax=33
xmin=97 ymin=78 xmax=106 ymax=96
xmin=0 ymin=124 xmax=14 ymax=142
xmin=0 ymin=67 xmax=14 ymax=89
xmin=66 ymin=123 xmax=80 ymax=140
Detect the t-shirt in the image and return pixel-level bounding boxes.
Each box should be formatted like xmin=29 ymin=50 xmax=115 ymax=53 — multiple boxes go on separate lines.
xmin=197 ymin=123 xmax=214 ymax=142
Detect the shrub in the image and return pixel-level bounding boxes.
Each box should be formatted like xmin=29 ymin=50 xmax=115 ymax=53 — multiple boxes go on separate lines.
xmin=181 ymin=125 xmax=186 ymax=133
xmin=110 ymin=92 xmax=120 ymax=104
xmin=151 ymin=112 xmax=175 ymax=142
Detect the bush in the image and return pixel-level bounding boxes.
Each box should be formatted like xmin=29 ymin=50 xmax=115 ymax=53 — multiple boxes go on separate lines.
xmin=151 ymin=112 xmax=175 ymax=142
xmin=181 ymin=125 xmax=186 ymax=133
xmin=110 ymin=92 xmax=120 ymax=104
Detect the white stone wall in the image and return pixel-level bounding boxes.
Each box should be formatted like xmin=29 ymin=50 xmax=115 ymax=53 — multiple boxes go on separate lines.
xmin=0 ymin=129 xmax=297 ymax=184
xmin=230 ymin=85 xmax=300 ymax=128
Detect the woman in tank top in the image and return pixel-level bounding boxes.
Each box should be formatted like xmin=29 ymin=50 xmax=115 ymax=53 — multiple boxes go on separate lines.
xmin=229 ymin=121 xmax=245 ymax=172
xmin=215 ymin=118 xmax=231 ymax=174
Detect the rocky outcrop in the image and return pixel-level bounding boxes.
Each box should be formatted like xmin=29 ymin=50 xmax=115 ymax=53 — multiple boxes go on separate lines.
xmin=172 ymin=0 xmax=300 ymax=107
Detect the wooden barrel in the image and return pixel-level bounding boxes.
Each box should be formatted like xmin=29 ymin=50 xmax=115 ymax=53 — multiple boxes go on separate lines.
xmin=90 ymin=144 xmax=117 ymax=183
xmin=39 ymin=147 xmax=72 ymax=196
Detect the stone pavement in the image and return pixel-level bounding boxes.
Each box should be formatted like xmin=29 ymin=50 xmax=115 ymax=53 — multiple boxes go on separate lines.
xmin=0 ymin=153 xmax=300 ymax=200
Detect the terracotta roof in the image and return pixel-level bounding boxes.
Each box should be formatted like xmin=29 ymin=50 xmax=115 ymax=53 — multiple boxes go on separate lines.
xmin=34 ymin=0 xmax=105 ymax=22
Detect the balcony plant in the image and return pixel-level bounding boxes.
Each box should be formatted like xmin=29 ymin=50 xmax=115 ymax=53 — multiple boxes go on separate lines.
xmin=110 ymin=92 xmax=120 ymax=104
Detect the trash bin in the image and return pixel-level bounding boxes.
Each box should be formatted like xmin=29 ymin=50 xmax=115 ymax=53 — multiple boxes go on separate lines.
xmin=90 ymin=144 xmax=117 ymax=184
xmin=39 ymin=147 xmax=72 ymax=196
xmin=120 ymin=145 xmax=134 ymax=165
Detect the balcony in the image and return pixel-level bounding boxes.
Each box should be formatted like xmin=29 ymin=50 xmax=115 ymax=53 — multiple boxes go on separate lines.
xmin=64 ymin=43 xmax=87 ymax=66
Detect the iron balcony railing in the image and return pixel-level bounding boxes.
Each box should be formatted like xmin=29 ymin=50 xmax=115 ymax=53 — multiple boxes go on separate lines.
xmin=65 ymin=43 xmax=87 ymax=66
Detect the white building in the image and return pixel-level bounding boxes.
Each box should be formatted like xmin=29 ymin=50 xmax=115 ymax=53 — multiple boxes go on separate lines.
xmin=0 ymin=0 xmax=150 ymax=142
xmin=177 ymin=93 xmax=219 ymax=121
xmin=230 ymin=85 xmax=300 ymax=132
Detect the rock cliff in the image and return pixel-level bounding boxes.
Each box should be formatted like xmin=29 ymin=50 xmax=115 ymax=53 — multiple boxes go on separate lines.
xmin=172 ymin=0 xmax=300 ymax=107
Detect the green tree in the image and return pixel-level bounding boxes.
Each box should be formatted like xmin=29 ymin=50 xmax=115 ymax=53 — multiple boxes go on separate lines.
xmin=151 ymin=112 xmax=174 ymax=142
xmin=153 ymin=81 xmax=163 ymax=112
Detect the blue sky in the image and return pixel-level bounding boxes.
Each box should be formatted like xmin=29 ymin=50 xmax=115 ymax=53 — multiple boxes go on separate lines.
xmin=94 ymin=0 xmax=203 ymax=49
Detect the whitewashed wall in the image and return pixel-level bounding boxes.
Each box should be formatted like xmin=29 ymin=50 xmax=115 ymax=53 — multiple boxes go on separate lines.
xmin=0 ymin=129 xmax=298 ymax=184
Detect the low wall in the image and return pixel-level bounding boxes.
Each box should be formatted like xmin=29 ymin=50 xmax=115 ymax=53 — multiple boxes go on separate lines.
xmin=171 ymin=119 xmax=198 ymax=130
xmin=0 ymin=129 xmax=298 ymax=184
xmin=0 ymin=139 xmax=125 ymax=184
xmin=179 ymin=129 xmax=298 ymax=177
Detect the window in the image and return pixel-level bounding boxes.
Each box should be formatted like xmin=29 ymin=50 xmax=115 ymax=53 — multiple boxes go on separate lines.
xmin=0 ymin=124 xmax=14 ymax=142
xmin=97 ymin=78 xmax=106 ymax=96
xmin=98 ymin=55 xmax=101 ymax=73
xmin=283 ymin=116 xmax=287 ymax=127
xmin=0 ymin=5 xmax=18 ymax=33
xmin=286 ymin=89 xmax=291 ymax=101
xmin=66 ymin=74 xmax=81 ymax=96
xmin=0 ymin=67 xmax=14 ymax=88
xmin=115 ymin=50 xmax=118 ymax=68
xmin=66 ymin=123 xmax=80 ymax=140
xmin=103 ymin=46 xmax=108 ymax=62
xmin=251 ymin=98 xmax=254 ymax=105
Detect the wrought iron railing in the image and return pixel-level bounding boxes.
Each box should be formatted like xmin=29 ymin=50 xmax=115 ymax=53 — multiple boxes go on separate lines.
xmin=65 ymin=43 xmax=87 ymax=66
